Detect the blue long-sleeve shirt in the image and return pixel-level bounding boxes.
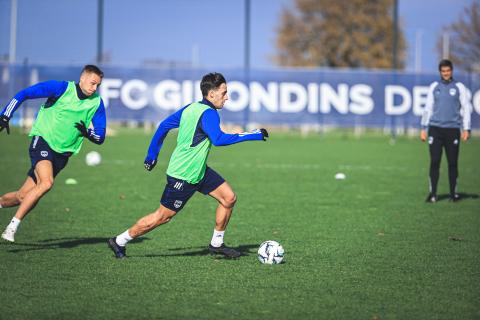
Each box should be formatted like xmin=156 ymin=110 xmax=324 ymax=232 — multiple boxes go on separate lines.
xmin=146 ymin=98 xmax=263 ymax=161
xmin=1 ymin=80 xmax=106 ymax=144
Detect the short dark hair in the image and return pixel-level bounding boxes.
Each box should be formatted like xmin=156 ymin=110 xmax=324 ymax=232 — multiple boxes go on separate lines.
xmin=438 ymin=59 xmax=453 ymax=71
xmin=82 ymin=64 xmax=104 ymax=78
xmin=200 ymin=72 xmax=226 ymax=97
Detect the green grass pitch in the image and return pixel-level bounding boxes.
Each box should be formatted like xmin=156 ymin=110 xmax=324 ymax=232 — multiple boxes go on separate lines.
xmin=0 ymin=128 xmax=479 ymax=320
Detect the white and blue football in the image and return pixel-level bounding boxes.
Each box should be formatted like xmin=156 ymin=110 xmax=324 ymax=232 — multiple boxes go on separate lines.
xmin=257 ymin=240 xmax=284 ymax=264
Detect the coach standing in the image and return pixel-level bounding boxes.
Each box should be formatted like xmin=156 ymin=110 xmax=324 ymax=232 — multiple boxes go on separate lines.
xmin=420 ymin=59 xmax=472 ymax=203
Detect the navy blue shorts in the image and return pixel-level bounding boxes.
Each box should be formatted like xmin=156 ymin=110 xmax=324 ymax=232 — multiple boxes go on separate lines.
xmin=27 ymin=136 xmax=70 ymax=183
xmin=160 ymin=167 xmax=225 ymax=212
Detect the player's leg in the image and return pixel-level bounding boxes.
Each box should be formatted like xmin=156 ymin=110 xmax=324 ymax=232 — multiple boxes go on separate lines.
xmin=209 ymin=181 xmax=237 ymax=232
xmin=0 ymin=192 xmax=19 ymax=208
xmin=207 ymin=181 xmax=240 ymax=258
xmin=1 ymin=161 xmax=54 ymax=242
xmin=198 ymin=167 xmax=240 ymax=258
xmin=15 ymin=160 xmax=54 ymax=219
xmin=108 ymin=175 xmax=193 ymax=258
xmin=0 ymin=176 xmax=36 ymax=208
xmin=129 ymin=205 xmax=177 ymax=238
xmin=108 ymin=205 xmax=178 ymax=258
xmin=426 ymin=127 xmax=443 ymax=202
xmin=444 ymin=128 xmax=461 ymax=201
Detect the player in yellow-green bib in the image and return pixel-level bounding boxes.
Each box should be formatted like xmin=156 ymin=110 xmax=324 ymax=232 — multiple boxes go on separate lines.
xmin=108 ymin=72 xmax=268 ymax=259
xmin=0 ymin=65 xmax=106 ymax=242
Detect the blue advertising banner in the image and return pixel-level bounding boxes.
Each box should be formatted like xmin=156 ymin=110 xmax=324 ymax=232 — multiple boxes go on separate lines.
xmin=1 ymin=64 xmax=479 ymax=129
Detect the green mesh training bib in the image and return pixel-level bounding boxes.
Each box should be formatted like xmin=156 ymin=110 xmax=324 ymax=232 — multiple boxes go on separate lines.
xmin=166 ymin=102 xmax=212 ymax=183
xmin=29 ymin=81 xmax=100 ymax=154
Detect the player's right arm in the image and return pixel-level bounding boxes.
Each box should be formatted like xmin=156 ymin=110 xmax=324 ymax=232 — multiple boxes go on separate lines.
xmin=420 ymin=81 xmax=437 ymax=141
xmin=0 ymin=80 xmax=68 ymax=135
xmin=144 ymin=106 xmax=186 ymax=171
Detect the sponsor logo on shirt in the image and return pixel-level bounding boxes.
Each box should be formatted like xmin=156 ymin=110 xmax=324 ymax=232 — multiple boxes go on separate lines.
xmin=40 ymin=151 xmax=49 ymax=157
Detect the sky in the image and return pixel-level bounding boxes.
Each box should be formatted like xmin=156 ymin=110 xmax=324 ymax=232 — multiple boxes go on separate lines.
xmin=0 ymin=0 xmax=475 ymax=73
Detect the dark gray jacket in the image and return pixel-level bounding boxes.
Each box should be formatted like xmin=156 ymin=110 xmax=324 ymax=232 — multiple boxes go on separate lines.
xmin=421 ymin=79 xmax=472 ymax=130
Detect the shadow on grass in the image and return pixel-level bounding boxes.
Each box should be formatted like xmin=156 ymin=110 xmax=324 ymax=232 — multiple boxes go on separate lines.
xmin=135 ymin=243 xmax=258 ymax=258
xmin=1 ymin=236 xmax=150 ymax=253
xmin=435 ymin=192 xmax=479 ymax=202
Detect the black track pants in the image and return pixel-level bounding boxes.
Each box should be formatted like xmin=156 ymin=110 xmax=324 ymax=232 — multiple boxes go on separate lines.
xmin=427 ymin=126 xmax=461 ymax=196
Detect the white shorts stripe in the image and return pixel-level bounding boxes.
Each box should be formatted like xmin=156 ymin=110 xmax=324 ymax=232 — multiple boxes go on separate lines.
xmin=32 ymin=136 xmax=40 ymax=149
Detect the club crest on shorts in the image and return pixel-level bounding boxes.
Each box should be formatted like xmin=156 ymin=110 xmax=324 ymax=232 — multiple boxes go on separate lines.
xmin=174 ymin=200 xmax=183 ymax=209
xmin=454 ymin=139 xmax=459 ymax=145
xmin=428 ymin=136 xmax=434 ymax=144
xmin=449 ymin=88 xmax=456 ymax=96
xmin=40 ymin=150 xmax=49 ymax=157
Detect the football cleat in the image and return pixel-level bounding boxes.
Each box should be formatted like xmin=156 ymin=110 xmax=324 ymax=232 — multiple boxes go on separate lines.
xmin=208 ymin=244 xmax=241 ymax=258
xmin=425 ymin=193 xmax=437 ymax=203
xmin=449 ymin=194 xmax=460 ymax=202
xmin=1 ymin=228 xmax=15 ymax=242
xmin=107 ymin=237 xmax=127 ymax=259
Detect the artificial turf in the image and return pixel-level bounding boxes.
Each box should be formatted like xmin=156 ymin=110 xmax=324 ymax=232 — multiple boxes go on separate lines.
xmin=0 ymin=128 xmax=479 ymax=319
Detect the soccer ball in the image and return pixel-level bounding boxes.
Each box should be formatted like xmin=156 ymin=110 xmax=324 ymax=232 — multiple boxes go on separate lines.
xmin=85 ymin=151 xmax=101 ymax=166
xmin=257 ymin=240 xmax=284 ymax=264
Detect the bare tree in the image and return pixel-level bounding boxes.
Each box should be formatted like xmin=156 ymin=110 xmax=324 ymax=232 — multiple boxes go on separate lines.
xmin=438 ymin=1 xmax=480 ymax=72
xmin=274 ymin=0 xmax=406 ymax=69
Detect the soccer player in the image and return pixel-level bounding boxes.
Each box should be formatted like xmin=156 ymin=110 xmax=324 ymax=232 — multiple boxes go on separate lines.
xmin=420 ymin=59 xmax=472 ymax=203
xmin=0 ymin=65 xmax=106 ymax=242
xmin=107 ymin=72 xmax=268 ymax=259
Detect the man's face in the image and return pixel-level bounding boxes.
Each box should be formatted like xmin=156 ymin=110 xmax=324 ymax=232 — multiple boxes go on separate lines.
xmin=207 ymin=83 xmax=228 ymax=109
xmin=79 ymin=72 xmax=102 ymax=96
xmin=440 ymin=66 xmax=452 ymax=81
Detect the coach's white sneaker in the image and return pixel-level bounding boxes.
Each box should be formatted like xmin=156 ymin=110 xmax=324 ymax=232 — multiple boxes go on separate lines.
xmin=1 ymin=228 xmax=15 ymax=242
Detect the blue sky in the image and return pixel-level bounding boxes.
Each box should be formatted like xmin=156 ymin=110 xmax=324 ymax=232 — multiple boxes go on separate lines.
xmin=0 ymin=0 xmax=474 ymax=72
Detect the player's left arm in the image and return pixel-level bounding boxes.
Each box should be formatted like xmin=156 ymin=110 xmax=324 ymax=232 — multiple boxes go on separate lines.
xmin=457 ymin=82 xmax=472 ymax=141
xmin=74 ymin=99 xmax=106 ymax=145
xmin=201 ymin=109 xmax=268 ymax=146
xmin=144 ymin=106 xmax=185 ymax=171
xmin=90 ymin=99 xmax=107 ymax=144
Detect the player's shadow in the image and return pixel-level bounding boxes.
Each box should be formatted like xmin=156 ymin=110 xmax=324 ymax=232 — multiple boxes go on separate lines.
xmin=2 ymin=236 xmax=149 ymax=253
xmin=137 ymin=243 xmax=258 ymax=258
xmin=436 ymin=192 xmax=479 ymax=202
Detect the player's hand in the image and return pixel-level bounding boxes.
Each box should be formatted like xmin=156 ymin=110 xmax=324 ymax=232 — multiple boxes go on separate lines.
xmin=74 ymin=120 xmax=89 ymax=137
xmin=0 ymin=115 xmax=10 ymax=135
xmin=144 ymin=158 xmax=157 ymax=171
xmin=462 ymin=130 xmax=470 ymax=141
xmin=260 ymin=128 xmax=269 ymax=141
xmin=420 ymin=129 xmax=427 ymax=142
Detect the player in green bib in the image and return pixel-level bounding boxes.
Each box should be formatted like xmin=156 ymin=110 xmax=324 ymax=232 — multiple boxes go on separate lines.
xmin=0 ymin=65 xmax=106 ymax=242
xmin=108 ymin=73 xmax=269 ymax=259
